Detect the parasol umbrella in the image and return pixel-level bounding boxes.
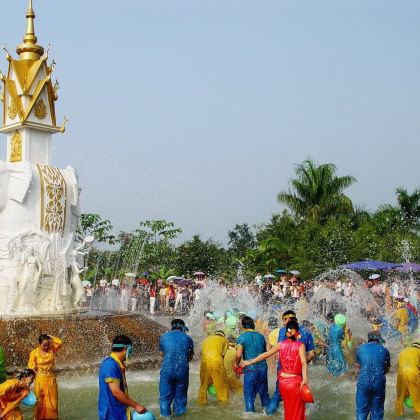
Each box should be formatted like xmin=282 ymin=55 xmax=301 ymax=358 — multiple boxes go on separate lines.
xmin=392 ymin=262 xmax=420 ymax=272
xmin=275 ymin=269 xmax=287 ymax=274
xmin=167 ymin=275 xmax=178 ymax=281
xmin=368 ymin=274 xmax=381 ymax=280
xmin=173 ymin=276 xmax=186 ymax=284
xmin=82 ymin=280 xmax=91 ymax=287
xmin=194 ymin=271 xmax=205 ymax=277
xmin=289 ymin=270 xmax=301 ymax=276
xmin=263 ymin=274 xmax=275 ymax=279
xmin=178 ymin=279 xmax=191 ymax=287
xmin=342 ymin=260 xmax=398 ymax=271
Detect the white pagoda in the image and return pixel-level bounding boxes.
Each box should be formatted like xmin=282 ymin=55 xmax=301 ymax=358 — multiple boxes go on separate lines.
xmin=0 ymin=1 xmax=88 ymax=315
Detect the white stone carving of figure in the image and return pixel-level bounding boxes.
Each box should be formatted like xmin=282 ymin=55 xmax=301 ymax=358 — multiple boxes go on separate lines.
xmin=6 ymin=237 xmax=24 ymax=313
xmin=69 ymin=249 xmax=87 ymax=306
xmin=18 ymin=247 xmax=42 ymax=313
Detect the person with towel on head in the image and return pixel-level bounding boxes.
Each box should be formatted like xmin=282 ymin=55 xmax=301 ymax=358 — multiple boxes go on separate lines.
xmin=98 ymin=335 xmax=148 ymax=420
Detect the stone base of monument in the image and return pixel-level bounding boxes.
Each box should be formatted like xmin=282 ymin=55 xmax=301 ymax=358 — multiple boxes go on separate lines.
xmin=0 ymin=313 xmax=167 ymax=373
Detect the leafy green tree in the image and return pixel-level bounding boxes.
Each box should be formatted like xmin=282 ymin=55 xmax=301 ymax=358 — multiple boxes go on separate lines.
xmin=175 ymin=235 xmax=228 ymax=276
xmin=79 ymin=213 xmax=115 ymax=244
xmin=228 ymin=223 xmax=256 ymax=258
xmin=138 ymin=220 xmax=181 ymax=271
xmin=278 ymin=159 xmax=356 ymax=223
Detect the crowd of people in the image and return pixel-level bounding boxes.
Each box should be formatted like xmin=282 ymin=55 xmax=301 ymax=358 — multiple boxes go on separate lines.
xmin=0 ymin=270 xmax=419 ymax=420
xmin=81 ymin=271 xmax=420 ymax=321
xmin=96 ymin=305 xmax=419 ymax=420
xmin=84 ymin=279 xmax=204 ymax=315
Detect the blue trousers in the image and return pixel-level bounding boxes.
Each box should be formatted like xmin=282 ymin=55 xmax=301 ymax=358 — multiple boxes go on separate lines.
xmin=243 ymin=368 xmax=270 ymax=412
xmin=265 ymin=376 xmax=283 ymax=415
xmin=159 ymin=366 xmax=189 ymax=417
xmin=356 ymin=377 xmax=386 ymax=420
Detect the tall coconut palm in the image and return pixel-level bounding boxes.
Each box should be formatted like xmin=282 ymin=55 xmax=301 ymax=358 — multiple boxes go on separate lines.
xmin=396 ymin=187 xmax=420 ymax=221
xmin=278 ymin=159 xmax=356 ymax=222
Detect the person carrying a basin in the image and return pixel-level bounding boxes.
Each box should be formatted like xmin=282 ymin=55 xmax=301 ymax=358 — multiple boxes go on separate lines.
xmin=198 ymin=330 xmax=229 ymax=405
xmin=241 ymin=319 xmax=309 ymax=420
xmin=0 ymin=368 xmax=35 ymax=420
xmin=355 ymin=331 xmax=390 ymax=420
xmin=159 ymin=319 xmax=194 ymax=417
xmin=28 ymin=334 xmax=62 ymax=420
xmin=98 ymin=335 xmax=148 ymax=420
xmin=395 ymin=334 xmax=420 ymax=416
xmin=234 ymin=316 xmax=270 ymax=413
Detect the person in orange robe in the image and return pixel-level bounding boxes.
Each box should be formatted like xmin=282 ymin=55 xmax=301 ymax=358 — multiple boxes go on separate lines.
xmin=0 ymin=368 xmax=35 ymax=420
xmin=28 ymin=335 xmax=62 ymax=420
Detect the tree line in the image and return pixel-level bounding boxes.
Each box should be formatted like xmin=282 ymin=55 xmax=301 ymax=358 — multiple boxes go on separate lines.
xmin=80 ymin=159 xmax=420 ymax=282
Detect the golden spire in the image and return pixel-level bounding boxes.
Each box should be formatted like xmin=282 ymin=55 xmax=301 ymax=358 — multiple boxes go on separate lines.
xmin=16 ymin=0 xmax=44 ymax=60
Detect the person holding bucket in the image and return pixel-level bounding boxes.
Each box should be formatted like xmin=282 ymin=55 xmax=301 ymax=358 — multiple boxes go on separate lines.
xmin=0 ymin=368 xmax=35 ymax=420
xmin=98 ymin=335 xmax=148 ymax=420
xmin=241 ymin=319 xmax=309 ymax=420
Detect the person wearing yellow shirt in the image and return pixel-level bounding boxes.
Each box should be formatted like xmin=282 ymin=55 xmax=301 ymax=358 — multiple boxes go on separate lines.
xmin=28 ymin=335 xmax=62 ymax=420
xmin=393 ymin=299 xmax=409 ymax=335
xmin=0 ymin=368 xmax=35 ymax=420
xmin=198 ymin=331 xmax=229 ymax=405
xmin=395 ymin=338 xmax=420 ymax=416
xmin=224 ymin=337 xmax=243 ymax=394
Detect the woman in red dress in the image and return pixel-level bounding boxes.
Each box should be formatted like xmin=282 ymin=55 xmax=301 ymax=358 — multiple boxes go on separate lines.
xmin=241 ymin=319 xmax=308 ymax=420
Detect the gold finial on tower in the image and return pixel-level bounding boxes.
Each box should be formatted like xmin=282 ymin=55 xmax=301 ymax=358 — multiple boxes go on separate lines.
xmin=16 ymin=0 xmax=44 ymax=60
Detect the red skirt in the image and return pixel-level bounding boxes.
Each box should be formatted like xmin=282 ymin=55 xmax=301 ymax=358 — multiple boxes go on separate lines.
xmin=279 ymin=375 xmax=306 ymax=420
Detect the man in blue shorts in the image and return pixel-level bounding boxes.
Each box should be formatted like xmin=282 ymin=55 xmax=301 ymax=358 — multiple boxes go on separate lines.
xmin=98 ymin=335 xmax=148 ymax=420
xmin=235 ymin=316 xmax=270 ymax=413
xmin=265 ymin=310 xmax=315 ymax=415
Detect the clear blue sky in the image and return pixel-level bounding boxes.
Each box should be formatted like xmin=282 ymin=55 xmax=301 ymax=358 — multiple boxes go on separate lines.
xmin=2 ymin=1 xmax=420 ymax=244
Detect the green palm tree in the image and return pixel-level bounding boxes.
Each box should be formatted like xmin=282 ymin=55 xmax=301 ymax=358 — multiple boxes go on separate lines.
xmin=278 ymin=159 xmax=356 ymax=222
xmin=396 ymin=187 xmax=420 ymax=220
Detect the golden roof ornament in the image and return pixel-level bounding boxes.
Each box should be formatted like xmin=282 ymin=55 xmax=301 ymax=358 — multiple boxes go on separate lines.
xmin=16 ymin=0 xmax=44 ymax=60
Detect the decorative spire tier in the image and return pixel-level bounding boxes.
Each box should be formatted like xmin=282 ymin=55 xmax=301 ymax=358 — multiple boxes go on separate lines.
xmin=0 ymin=0 xmax=64 ymax=164
xmin=16 ymin=0 xmax=44 ymax=60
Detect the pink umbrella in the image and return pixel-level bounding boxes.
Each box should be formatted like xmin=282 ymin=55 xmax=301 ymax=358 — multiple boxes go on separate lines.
xmin=194 ymin=271 xmax=205 ymax=277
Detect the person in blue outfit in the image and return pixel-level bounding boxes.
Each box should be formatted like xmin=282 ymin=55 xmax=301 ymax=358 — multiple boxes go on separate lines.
xmin=405 ymin=300 xmax=418 ymax=334
xmin=98 ymin=335 xmax=147 ymax=420
xmin=327 ymin=314 xmax=348 ymax=377
xmin=355 ymin=331 xmax=390 ymax=420
xmin=265 ymin=310 xmax=315 ymax=415
xmin=159 ymin=318 xmax=194 ymax=418
xmin=235 ymin=316 xmax=270 ymax=413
